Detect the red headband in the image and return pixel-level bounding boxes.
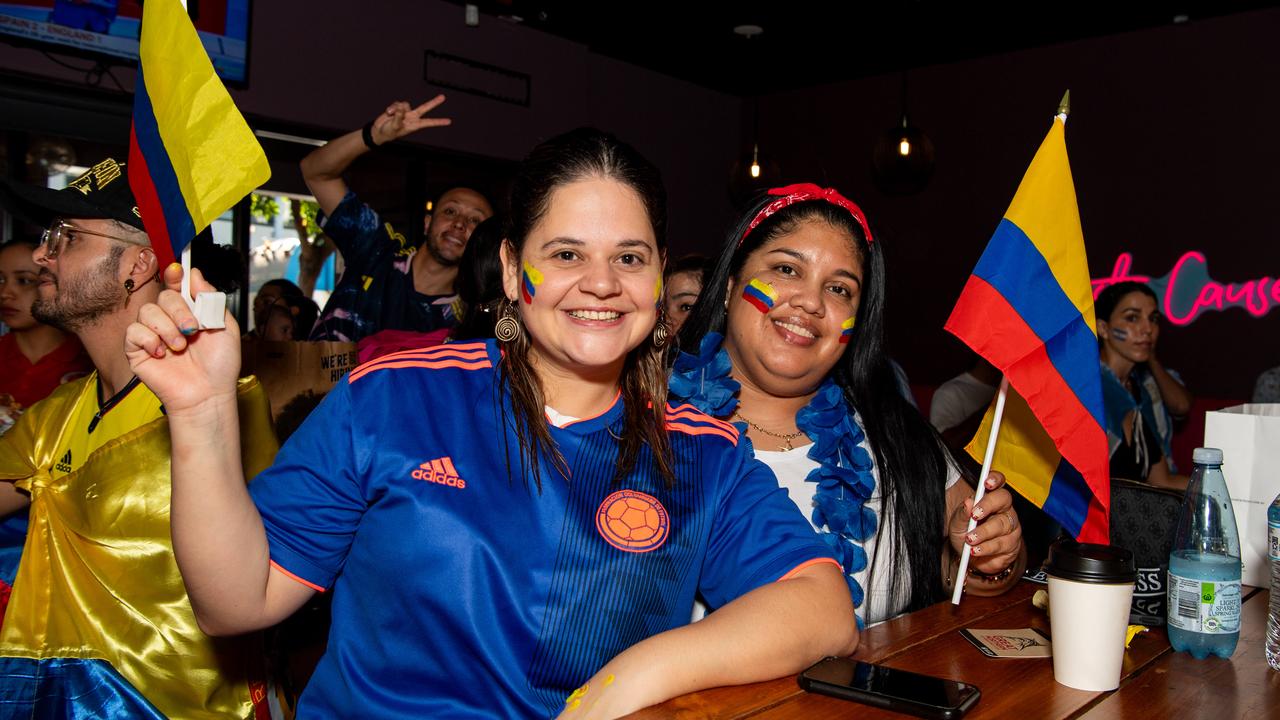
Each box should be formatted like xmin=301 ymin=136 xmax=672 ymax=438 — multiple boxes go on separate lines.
xmin=740 ymin=183 xmax=874 ymax=246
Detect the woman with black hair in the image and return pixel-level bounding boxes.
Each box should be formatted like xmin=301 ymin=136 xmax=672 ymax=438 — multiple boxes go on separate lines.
xmin=1094 ymin=281 xmax=1191 ymax=488
xmin=125 ymin=135 xmax=856 ymax=718
xmin=675 ymin=184 xmax=1026 ymax=625
xmin=449 ymin=213 xmax=507 ymax=341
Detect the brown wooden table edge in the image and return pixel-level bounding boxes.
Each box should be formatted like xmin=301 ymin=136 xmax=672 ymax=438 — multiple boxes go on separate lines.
xmin=622 ymin=582 xmax=1043 ymax=719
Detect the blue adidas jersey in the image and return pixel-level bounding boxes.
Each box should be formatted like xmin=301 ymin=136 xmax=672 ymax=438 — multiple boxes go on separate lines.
xmin=249 ymin=340 xmax=836 ymax=718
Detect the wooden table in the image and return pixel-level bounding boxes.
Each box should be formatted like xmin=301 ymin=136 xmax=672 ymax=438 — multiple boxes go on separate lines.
xmin=627 ymin=583 xmax=1279 ymax=719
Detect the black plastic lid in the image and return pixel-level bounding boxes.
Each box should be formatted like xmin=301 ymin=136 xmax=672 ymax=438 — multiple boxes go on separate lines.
xmin=1044 ymin=538 xmax=1137 ymax=584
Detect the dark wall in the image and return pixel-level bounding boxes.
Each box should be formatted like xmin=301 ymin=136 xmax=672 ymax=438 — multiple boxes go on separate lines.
xmin=0 ymin=0 xmax=742 ymax=253
xmin=755 ymin=9 xmax=1280 ymax=401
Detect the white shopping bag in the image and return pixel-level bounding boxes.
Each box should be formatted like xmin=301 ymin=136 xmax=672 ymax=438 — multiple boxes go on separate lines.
xmin=1203 ymin=403 xmax=1280 ymax=588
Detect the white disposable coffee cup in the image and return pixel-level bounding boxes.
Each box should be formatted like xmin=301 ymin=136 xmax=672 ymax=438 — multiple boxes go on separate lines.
xmin=1044 ymin=539 xmax=1137 ymax=691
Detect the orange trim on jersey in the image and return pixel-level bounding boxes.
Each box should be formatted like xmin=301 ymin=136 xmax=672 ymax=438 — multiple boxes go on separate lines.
xmin=553 ymin=389 xmax=624 ymax=428
xmin=665 ymin=421 xmax=739 ymax=445
xmin=349 ymin=358 xmax=491 ymax=383
xmin=270 ymin=560 xmax=326 ymax=593
xmin=665 ymin=405 xmax=737 ymax=435
xmin=347 ymin=342 xmax=490 ymax=378
xmin=778 ymin=557 xmax=843 ymax=581
xmin=665 ymin=403 xmax=736 ymax=430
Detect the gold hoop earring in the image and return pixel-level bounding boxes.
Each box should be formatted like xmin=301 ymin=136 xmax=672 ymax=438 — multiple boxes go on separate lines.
xmin=494 ymin=300 xmax=522 ymax=343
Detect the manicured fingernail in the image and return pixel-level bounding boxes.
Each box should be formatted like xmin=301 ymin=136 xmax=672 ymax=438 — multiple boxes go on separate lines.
xmin=180 ymin=322 xmax=197 ymax=335
xmin=968 ymin=532 xmax=979 ymax=544
xmin=972 ymin=506 xmax=986 ymax=520
xmin=985 ymin=477 xmax=997 ymax=489
xmin=971 ymin=545 xmax=983 ymax=555
xmin=169 ymin=262 xmax=182 ymax=272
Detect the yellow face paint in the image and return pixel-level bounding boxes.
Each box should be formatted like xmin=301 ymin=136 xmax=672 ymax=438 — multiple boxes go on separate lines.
xmin=604 ymin=674 xmax=615 ymax=687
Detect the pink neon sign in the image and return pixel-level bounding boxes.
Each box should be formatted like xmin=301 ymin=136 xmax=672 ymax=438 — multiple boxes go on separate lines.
xmin=1092 ymin=252 xmax=1280 ymax=326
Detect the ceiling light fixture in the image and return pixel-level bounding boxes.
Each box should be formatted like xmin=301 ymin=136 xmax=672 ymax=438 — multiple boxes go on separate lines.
xmin=871 ymin=71 xmax=936 ymax=195
xmin=733 ymin=24 xmax=764 ymax=39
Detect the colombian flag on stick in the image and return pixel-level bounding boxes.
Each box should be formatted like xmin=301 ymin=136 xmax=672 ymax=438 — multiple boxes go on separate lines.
xmin=944 ymin=96 xmax=1110 ymax=546
xmin=127 ymin=0 xmax=269 ymax=269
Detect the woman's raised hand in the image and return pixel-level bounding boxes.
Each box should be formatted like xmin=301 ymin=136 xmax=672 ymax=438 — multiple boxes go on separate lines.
xmin=947 ymin=470 xmax=1024 ymax=577
xmin=125 ymin=264 xmax=242 ymax=415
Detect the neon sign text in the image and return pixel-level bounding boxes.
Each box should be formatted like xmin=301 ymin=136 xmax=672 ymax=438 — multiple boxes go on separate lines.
xmin=1092 ymin=252 xmax=1279 ymax=327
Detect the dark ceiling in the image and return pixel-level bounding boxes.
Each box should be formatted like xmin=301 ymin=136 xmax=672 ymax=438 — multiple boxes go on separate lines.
xmin=444 ymin=1 xmax=1279 ymax=95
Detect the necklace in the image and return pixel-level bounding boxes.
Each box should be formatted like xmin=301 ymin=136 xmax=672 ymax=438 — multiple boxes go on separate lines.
xmin=733 ymin=409 xmax=806 ymax=451
xmin=671 ymin=332 xmax=879 ymax=624
xmin=89 ymin=375 xmax=141 ymax=434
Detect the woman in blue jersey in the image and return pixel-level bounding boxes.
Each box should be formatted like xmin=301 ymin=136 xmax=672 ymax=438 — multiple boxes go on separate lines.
xmin=125 ymin=130 xmax=856 ymax=719
xmin=674 ymin=185 xmax=1027 ymax=626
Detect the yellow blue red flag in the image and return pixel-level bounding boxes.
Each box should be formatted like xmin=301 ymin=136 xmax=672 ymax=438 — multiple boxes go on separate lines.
xmin=944 ymin=113 xmax=1110 ymax=544
xmin=127 ymin=0 xmax=269 ymax=268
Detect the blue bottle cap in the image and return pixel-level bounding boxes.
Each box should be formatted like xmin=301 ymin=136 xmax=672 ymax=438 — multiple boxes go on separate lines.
xmin=1192 ymin=447 xmax=1224 ymax=465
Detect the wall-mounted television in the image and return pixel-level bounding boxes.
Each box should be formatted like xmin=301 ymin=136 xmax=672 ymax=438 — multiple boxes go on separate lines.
xmin=0 ymin=1 xmax=251 ymax=85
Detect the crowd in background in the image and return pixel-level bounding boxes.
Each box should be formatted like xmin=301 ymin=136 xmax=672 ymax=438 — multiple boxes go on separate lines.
xmin=0 ymin=96 xmax=1270 ymax=719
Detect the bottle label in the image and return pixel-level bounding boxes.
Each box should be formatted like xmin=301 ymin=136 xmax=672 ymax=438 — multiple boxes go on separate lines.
xmin=1167 ymin=573 xmax=1241 ymax=634
xmin=1270 ymin=520 xmax=1280 ymax=561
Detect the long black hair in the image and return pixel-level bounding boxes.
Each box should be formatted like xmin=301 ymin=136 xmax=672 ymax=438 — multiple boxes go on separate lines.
xmin=451 ymin=214 xmax=507 ymax=341
xmin=679 ymin=193 xmax=950 ymax=615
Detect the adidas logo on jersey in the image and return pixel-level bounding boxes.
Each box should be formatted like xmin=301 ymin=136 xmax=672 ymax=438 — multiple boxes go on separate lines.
xmin=55 ymin=449 xmax=73 ymax=473
xmin=411 ymin=457 xmax=465 ymax=489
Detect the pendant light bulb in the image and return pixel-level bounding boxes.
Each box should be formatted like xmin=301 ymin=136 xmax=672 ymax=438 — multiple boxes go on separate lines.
xmin=750 ymin=144 xmax=761 ymax=179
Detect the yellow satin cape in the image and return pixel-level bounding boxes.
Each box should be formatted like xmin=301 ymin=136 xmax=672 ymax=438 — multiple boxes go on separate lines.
xmin=0 ymin=375 xmax=279 ymax=719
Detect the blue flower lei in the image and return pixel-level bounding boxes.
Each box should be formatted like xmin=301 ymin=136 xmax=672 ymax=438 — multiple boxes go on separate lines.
xmin=671 ymin=333 xmax=878 ymax=619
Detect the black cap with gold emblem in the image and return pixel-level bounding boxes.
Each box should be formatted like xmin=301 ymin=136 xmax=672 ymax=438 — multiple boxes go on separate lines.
xmin=0 ymin=158 xmax=145 ymax=231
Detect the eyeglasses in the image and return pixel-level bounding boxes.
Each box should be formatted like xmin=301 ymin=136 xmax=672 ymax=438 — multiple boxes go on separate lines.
xmin=38 ymin=220 xmax=143 ymax=260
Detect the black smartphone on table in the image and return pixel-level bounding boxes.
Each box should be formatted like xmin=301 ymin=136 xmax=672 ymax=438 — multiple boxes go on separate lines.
xmin=798 ymin=656 xmax=981 ymax=719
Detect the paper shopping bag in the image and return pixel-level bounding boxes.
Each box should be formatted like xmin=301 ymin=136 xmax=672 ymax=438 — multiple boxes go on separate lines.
xmin=1203 ymin=403 xmax=1280 ymax=588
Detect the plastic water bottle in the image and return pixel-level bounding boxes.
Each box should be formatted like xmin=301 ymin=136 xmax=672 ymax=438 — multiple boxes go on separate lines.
xmin=1267 ymin=489 xmax=1280 ymax=671
xmin=1167 ymin=447 xmax=1242 ymax=659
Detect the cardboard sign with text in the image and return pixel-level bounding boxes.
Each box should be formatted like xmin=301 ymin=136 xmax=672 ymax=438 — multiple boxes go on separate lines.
xmin=241 ymin=340 xmax=359 ymax=420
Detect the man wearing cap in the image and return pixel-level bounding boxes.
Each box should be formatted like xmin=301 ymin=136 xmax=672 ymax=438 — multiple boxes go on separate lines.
xmin=302 ymin=95 xmax=493 ymax=342
xmin=0 ymin=159 xmax=277 ymax=718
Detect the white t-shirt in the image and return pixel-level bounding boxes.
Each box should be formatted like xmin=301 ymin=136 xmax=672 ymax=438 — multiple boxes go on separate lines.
xmin=755 ymin=413 xmax=961 ymax=626
xmin=929 ymin=372 xmax=997 ymax=433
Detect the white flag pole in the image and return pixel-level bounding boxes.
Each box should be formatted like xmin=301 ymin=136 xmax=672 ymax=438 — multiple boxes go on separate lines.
xmin=951 ymin=375 xmax=1010 ymax=604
